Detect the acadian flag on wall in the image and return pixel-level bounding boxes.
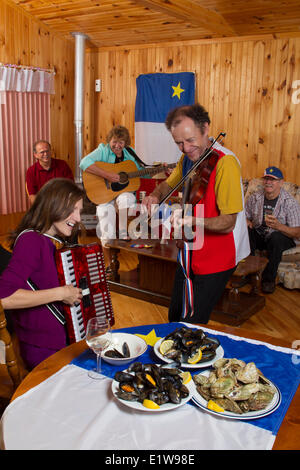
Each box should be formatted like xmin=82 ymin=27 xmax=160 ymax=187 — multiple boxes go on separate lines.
xmin=135 ymin=72 xmax=195 ymax=165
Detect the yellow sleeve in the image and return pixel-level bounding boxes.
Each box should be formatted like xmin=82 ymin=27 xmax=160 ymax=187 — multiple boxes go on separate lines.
xmin=165 ymin=154 xmax=184 ymax=188
xmin=215 ymin=155 xmax=243 ymax=214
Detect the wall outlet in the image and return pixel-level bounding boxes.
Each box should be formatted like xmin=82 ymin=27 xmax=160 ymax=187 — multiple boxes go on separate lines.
xmin=95 ymin=79 xmax=101 ymax=92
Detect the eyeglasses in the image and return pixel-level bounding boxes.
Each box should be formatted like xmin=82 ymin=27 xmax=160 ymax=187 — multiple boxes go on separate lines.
xmin=263 ymin=177 xmax=281 ymax=182
xmin=36 ymin=149 xmax=51 ymax=156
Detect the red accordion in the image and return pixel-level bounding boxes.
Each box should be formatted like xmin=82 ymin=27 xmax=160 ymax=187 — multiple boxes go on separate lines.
xmin=55 ymin=243 xmax=115 ymax=343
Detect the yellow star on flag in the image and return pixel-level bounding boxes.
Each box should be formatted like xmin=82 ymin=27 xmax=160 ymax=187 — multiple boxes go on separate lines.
xmin=135 ymin=329 xmax=161 ymax=347
xmin=172 ymin=82 xmax=185 ymax=99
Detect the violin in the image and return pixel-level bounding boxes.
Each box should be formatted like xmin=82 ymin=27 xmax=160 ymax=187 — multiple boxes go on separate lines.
xmin=146 ymin=132 xmax=226 ymax=239
xmin=154 ymin=132 xmax=226 ymax=210
xmin=185 ymin=149 xmax=220 ymax=206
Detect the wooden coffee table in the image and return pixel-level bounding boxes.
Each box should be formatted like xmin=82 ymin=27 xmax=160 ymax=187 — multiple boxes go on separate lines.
xmin=106 ymin=239 xmax=268 ymax=326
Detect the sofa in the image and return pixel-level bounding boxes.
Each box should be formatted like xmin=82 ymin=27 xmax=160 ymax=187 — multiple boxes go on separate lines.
xmin=243 ymin=178 xmax=300 ymax=289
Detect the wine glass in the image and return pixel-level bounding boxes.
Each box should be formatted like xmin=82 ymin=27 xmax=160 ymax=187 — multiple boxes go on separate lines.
xmin=85 ymin=317 xmax=111 ymax=379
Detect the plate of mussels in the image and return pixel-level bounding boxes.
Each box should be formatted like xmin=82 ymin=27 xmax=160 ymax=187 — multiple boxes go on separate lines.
xmin=191 ymin=358 xmax=281 ymax=420
xmin=111 ymin=362 xmax=195 ymax=412
xmin=154 ymin=326 xmax=224 ymax=369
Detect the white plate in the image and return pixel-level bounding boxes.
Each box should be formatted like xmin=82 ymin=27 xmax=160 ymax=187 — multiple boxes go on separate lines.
xmin=154 ymin=337 xmax=224 ymax=369
xmin=111 ymin=366 xmax=195 ymax=412
xmin=101 ymin=332 xmax=147 ymax=366
xmin=192 ymin=370 xmax=281 ymax=420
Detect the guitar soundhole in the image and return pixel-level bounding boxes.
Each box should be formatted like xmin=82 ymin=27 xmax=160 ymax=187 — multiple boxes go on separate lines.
xmin=111 ymin=172 xmax=129 ymax=192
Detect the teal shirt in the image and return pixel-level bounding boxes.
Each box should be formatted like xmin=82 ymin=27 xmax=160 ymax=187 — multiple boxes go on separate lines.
xmin=79 ymin=143 xmax=144 ymax=171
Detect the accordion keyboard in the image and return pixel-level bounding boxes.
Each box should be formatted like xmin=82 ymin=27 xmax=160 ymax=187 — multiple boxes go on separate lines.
xmin=55 ymin=243 xmax=115 ymax=343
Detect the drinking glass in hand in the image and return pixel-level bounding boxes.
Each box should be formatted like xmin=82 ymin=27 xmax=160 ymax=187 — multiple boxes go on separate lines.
xmin=265 ymin=208 xmax=274 ymax=220
xmin=86 ymin=317 xmax=111 ymax=379
xmin=265 ymin=208 xmax=274 ymax=231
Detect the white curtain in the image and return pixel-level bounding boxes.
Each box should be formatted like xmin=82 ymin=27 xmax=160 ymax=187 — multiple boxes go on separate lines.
xmin=0 ymin=65 xmax=55 ymax=94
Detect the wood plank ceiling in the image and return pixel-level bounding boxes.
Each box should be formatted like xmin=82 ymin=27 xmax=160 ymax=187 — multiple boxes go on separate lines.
xmin=10 ymin=0 xmax=300 ymax=48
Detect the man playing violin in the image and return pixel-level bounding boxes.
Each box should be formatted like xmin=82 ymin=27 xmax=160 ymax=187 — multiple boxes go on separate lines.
xmin=143 ymin=104 xmax=250 ymax=324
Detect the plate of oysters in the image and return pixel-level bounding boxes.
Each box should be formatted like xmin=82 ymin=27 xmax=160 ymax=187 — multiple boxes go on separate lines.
xmin=154 ymin=326 xmax=224 ymax=369
xmin=111 ymin=361 xmax=195 ymax=412
xmin=192 ymin=358 xmax=281 ymax=420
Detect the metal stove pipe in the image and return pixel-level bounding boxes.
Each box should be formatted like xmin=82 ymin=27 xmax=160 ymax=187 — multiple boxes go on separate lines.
xmin=71 ymin=32 xmax=89 ymax=183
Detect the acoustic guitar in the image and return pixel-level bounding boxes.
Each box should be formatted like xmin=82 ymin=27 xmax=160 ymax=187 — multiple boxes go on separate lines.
xmin=82 ymin=160 xmax=177 ymax=205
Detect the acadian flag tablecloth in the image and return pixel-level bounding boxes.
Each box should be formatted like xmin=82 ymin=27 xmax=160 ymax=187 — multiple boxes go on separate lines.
xmin=1 ymin=323 xmax=299 ymax=450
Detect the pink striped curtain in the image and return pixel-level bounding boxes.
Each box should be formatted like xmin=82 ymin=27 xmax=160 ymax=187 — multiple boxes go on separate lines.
xmin=0 ymin=91 xmax=50 ymax=214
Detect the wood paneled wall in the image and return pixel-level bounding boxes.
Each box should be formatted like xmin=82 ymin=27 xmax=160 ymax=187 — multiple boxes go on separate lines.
xmin=85 ymin=36 xmax=300 ymax=184
xmin=0 ymin=0 xmax=75 ymax=234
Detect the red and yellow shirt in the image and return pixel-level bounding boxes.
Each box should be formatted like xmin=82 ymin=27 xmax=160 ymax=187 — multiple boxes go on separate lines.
xmin=166 ymin=141 xmax=250 ymax=274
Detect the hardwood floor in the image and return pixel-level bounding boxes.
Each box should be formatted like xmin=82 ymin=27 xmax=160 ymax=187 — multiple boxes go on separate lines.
xmin=111 ymin=250 xmax=300 ymax=347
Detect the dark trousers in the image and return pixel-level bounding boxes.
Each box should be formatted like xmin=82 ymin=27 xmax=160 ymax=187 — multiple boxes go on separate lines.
xmin=248 ymin=228 xmax=295 ymax=282
xmin=168 ymin=263 xmax=235 ymax=324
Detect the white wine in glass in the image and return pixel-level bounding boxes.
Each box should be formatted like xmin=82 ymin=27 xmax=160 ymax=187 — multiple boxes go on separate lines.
xmin=86 ymin=317 xmax=111 ymax=379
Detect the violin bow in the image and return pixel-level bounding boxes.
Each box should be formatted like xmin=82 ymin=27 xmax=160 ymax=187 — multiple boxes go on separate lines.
xmin=146 ymin=131 xmax=226 ymax=223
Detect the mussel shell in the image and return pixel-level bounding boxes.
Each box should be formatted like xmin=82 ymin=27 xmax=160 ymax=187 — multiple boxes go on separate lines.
xmin=164 ymin=382 xmax=181 ymax=404
xmin=199 ymin=350 xmax=217 ymax=362
xmin=160 ymin=366 xmax=182 ymax=376
xmin=115 ymin=390 xmax=139 ymax=402
xmin=149 ymin=364 xmax=164 ymax=390
xmin=122 ymin=342 xmax=130 ymax=358
xmin=114 ymin=371 xmax=134 ymax=382
xmin=201 ymin=337 xmax=220 ymax=350
xmin=148 ymin=390 xmax=169 ymax=405
xmin=105 ymin=348 xmax=125 ymax=358
xmin=128 ymin=361 xmax=144 ymax=372
xmin=179 ymin=384 xmax=189 ymax=398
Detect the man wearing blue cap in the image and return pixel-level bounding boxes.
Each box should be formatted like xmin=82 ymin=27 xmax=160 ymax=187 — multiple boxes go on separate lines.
xmin=245 ymin=166 xmax=300 ymax=293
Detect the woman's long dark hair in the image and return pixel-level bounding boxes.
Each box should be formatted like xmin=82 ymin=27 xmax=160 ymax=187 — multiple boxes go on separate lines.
xmin=10 ymin=178 xmax=85 ymax=249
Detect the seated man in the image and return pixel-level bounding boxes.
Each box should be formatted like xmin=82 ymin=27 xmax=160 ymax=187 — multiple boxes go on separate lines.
xmin=26 ymin=140 xmax=74 ymax=204
xmin=245 ymin=166 xmax=300 ymax=293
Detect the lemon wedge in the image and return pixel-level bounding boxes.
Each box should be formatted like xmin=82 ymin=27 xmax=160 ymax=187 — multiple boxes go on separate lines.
xmin=159 ymin=339 xmax=174 ymax=355
xmin=207 ymin=400 xmax=224 ymax=413
xmin=180 ymin=371 xmax=192 ymax=384
xmin=143 ymin=399 xmax=160 ymax=410
xmin=187 ymin=348 xmax=203 ymax=364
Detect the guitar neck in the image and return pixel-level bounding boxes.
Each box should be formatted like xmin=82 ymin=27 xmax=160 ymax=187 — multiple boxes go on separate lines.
xmin=128 ymin=163 xmax=176 ymax=179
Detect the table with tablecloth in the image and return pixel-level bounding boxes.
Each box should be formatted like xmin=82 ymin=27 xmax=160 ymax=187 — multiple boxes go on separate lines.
xmin=0 ymin=322 xmax=299 ymax=450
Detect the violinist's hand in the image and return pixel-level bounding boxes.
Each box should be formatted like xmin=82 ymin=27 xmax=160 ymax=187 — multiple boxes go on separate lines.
xmin=142 ymin=194 xmax=159 ymax=213
xmin=60 ymin=285 xmax=82 ymax=306
xmin=171 ymin=212 xmax=204 ymax=237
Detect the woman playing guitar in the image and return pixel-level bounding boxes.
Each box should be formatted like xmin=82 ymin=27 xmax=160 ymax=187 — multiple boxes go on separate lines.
xmin=80 ymin=125 xmax=147 ymax=267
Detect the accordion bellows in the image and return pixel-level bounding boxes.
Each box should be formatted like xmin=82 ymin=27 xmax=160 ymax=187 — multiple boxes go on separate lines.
xmin=55 ymin=243 xmax=115 ymax=343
